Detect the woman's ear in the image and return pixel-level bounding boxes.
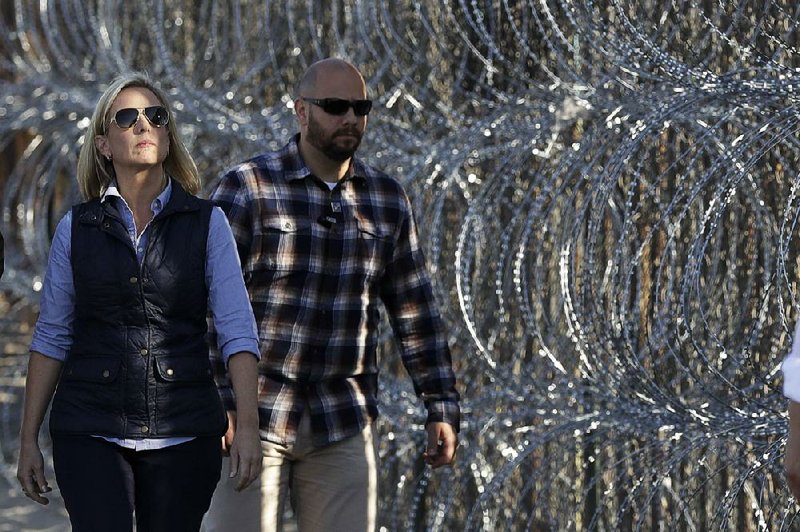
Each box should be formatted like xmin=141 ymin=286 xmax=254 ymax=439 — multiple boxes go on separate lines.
xmin=94 ymin=135 xmax=111 ymax=160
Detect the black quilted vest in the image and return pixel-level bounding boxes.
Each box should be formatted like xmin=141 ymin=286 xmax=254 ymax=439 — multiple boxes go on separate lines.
xmin=49 ymin=184 xmax=226 ymax=439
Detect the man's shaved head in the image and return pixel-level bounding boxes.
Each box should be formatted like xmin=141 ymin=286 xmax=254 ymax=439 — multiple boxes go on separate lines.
xmin=296 ymin=58 xmax=366 ymax=97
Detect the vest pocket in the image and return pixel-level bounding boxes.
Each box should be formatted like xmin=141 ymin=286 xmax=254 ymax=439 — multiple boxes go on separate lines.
xmin=154 ymin=356 xmax=214 ymax=383
xmin=62 ymin=356 xmax=121 ymax=383
xmin=53 ymin=356 xmax=123 ymax=432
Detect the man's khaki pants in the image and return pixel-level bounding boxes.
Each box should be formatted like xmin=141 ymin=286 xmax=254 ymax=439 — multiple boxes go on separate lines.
xmin=202 ymin=411 xmax=379 ymax=532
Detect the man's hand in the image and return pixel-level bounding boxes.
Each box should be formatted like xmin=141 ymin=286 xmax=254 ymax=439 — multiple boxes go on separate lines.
xmin=222 ymin=410 xmax=237 ymax=455
xmin=423 ymin=421 xmax=458 ymax=468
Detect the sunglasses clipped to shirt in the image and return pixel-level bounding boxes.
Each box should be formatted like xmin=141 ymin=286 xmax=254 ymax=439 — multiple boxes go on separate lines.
xmin=302 ymin=97 xmax=373 ymax=117
xmin=109 ymin=106 xmax=170 ymax=130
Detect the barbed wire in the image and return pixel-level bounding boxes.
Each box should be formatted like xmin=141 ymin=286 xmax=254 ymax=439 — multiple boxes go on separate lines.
xmin=1 ymin=1 xmax=799 ymax=529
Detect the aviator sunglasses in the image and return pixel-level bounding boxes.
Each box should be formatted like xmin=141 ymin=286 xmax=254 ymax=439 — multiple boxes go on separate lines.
xmin=302 ymin=97 xmax=372 ymax=117
xmin=108 ymin=106 xmax=170 ymax=130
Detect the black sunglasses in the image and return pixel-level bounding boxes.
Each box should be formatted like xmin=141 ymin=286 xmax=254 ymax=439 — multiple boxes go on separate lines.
xmin=109 ymin=106 xmax=170 ymax=130
xmin=302 ymin=97 xmax=372 ymax=117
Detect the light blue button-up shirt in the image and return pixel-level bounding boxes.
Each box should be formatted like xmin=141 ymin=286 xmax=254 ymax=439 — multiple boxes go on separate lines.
xmin=30 ymin=178 xmax=259 ymax=450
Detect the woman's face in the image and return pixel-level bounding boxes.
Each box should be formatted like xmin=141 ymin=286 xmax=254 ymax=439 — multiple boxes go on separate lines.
xmin=95 ymin=87 xmax=170 ymax=173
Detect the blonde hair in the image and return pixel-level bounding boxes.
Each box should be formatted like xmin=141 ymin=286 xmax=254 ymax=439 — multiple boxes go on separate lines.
xmin=76 ymin=72 xmax=200 ymax=200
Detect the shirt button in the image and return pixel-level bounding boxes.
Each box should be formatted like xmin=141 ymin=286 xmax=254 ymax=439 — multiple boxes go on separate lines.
xmin=141 ymin=426 xmax=149 ymax=434
xmin=166 ymin=368 xmax=174 ymax=376
xmin=129 ymin=276 xmax=138 ymax=284
xmin=284 ymin=222 xmax=293 ymax=230
xmin=102 ymin=370 xmax=110 ymax=378
xmin=140 ymin=348 xmax=148 ymax=356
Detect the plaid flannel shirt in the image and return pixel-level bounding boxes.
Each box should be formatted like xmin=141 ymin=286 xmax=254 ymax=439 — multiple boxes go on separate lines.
xmin=210 ymin=134 xmax=460 ymax=446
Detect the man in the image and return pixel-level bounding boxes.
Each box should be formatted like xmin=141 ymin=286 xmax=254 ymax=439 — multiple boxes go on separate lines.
xmin=202 ymin=58 xmax=460 ymax=532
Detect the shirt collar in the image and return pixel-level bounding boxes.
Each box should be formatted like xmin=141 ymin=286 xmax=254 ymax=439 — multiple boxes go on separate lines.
xmin=101 ymin=176 xmax=173 ymax=216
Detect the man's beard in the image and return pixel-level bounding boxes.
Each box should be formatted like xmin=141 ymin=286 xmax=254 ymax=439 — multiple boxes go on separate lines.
xmin=306 ymin=113 xmax=362 ymax=162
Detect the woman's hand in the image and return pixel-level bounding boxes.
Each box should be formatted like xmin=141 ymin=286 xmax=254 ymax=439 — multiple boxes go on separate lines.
xmin=17 ymin=352 xmax=62 ymax=505
xmin=225 ymin=351 xmax=262 ymax=491
xmin=16 ymin=439 xmax=52 ymax=505
xmin=228 ymin=424 xmax=262 ymax=491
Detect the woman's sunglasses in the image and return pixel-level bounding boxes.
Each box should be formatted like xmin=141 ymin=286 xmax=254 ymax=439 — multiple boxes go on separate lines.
xmin=109 ymin=106 xmax=170 ymax=130
xmin=302 ymin=97 xmax=372 ymax=117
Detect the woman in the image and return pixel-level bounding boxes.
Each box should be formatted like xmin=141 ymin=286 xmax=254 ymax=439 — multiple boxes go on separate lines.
xmin=16 ymin=72 xmax=262 ymax=531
